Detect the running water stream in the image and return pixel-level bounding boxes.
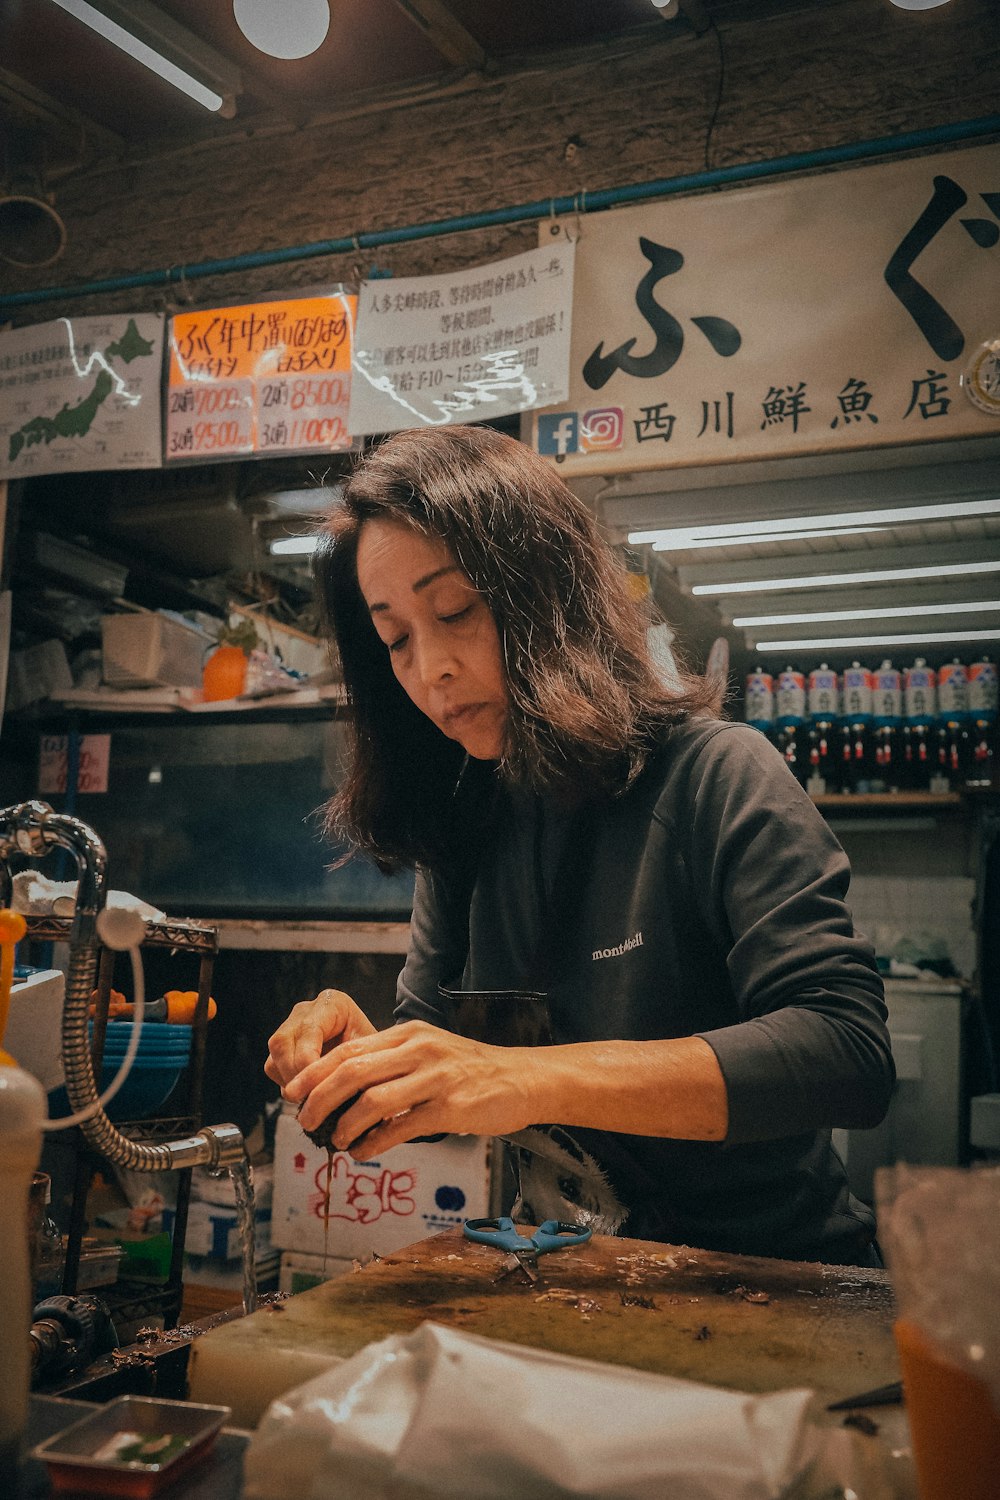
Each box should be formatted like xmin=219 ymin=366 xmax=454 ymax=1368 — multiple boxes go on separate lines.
xmin=229 ymin=1157 xmax=258 ymax=1315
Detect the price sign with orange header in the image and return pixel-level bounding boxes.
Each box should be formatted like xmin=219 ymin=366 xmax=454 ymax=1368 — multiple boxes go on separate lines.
xmin=166 ymin=290 xmax=356 ymax=461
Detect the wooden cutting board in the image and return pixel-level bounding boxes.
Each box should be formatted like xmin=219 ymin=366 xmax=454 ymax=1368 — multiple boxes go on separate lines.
xmin=189 ymin=1228 xmax=899 ymax=1428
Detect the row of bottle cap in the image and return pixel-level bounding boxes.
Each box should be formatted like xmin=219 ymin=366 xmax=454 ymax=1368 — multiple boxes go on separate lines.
xmin=746 ymin=657 xmax=999 ymax=730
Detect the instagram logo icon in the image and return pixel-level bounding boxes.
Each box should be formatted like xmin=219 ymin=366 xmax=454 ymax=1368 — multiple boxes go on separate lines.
xmin=581 ymin=407 xmax=624 ymax=451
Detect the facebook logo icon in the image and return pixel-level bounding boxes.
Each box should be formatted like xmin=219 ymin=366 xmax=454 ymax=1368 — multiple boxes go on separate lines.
xmin=536 ymin=413 xmax=579 ymax=457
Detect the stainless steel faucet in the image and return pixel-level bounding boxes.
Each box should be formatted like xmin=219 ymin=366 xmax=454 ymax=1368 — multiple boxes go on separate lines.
xmin=0 ymin=800 xmax=245 ymax=1174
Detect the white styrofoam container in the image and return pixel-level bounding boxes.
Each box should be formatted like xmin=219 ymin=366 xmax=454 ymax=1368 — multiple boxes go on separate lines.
xmin=270 ymin=1107 xmax=493 ymax=1259
xmin=278 ymin=1249 xmax=354 ymax=1296
xmin=183 ymin=1249 xmax=280 ymax=1291
xmin=101 ymin=612 xmax=209 ymax=688
xmin=6 ymin=969 xmax=66 ymax=1090
xmin=166 ymin=1197 xmax=272 ymax=1262
xmin=191 ymin=1161 xmax=273 ymax=1210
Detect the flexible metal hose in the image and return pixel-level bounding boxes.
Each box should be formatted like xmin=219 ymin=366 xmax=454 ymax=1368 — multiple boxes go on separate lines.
xmin=3 ymin=802 xmax=244 ymax=1173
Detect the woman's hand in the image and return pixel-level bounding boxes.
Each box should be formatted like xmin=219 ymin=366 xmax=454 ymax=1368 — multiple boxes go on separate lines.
xmin=282 ymin=1020 xmax=543 ymax=1158
xmin=264 ymin=989 xmax=378 ymax=1093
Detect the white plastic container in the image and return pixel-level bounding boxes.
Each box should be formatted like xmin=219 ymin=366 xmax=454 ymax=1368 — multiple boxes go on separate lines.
xmin=0 ymin=1058 xmax=46 ymax=1492
xmin=101 ymin=612 xmax=209 ymax=688
xmin=270 ymin=1106 xmax=493 ymax=1260
xmin=4 ymin=969 xmax=65 ymax=1093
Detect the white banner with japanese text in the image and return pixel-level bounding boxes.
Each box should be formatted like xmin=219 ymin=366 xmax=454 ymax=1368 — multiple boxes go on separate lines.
xmin=0 ymin=314 xmax=164 ymax=479
xmin=166 ymin=291 xmax=356 ymax=462
xmin=528 ymin=144 xmax=1000 ymax=473
xmin=348 ymin=242 xmax=575 ymax=435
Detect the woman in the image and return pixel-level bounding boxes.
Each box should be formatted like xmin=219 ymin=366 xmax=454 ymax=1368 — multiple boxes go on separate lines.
xmin=265 ymin=424 xmax=893 ymax=1265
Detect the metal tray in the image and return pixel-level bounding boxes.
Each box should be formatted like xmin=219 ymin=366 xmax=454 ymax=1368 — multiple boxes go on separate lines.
xmin=30 ymin=1394 xmax=231 ymax=1498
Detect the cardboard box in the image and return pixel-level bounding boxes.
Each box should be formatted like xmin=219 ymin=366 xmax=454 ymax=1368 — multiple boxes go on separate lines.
xmin=271 ymin=1107 xmax=494 ymax=1259
xmin=279 ymin=1250 xmax=354 ymax=1296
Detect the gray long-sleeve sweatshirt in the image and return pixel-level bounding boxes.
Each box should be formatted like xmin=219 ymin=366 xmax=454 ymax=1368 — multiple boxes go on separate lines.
xmin=396 ymin=718 xmax=894 ymax=1263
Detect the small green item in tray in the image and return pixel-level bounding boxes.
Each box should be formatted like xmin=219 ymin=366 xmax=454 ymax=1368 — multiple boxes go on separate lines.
xmin=31 ymin=1393 xmax=231 ymax=1498
xmin=91 ymin=1428 xmax=191 ymax=1467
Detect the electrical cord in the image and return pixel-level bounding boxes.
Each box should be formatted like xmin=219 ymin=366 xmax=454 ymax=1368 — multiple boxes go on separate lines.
xmin=42 ymin=907 xmax=146 ymax=1132
xmin=703 ymin=21 xmax=726 ymax=172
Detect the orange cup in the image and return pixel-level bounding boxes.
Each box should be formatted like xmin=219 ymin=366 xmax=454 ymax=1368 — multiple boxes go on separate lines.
xmin=201 ymin=643 xmax=247 ymax=702
xmin=894 ymin=1317 xmax=1000 ymax=1500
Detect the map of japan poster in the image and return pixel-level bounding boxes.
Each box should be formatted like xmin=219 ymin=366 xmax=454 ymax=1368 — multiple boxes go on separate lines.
xmin=0 ymin=313 xmax=164 ymax=478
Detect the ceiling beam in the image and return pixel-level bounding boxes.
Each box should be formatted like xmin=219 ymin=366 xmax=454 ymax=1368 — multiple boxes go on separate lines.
xmin=677 ymin=0 xmax=713 ymax=35
xmin=717 ymin=579 xmax=1000 ymax=622
xmin=674 ymin=538 xmax=1000 ymax=589
xmin=598 ymin=455 xmax=1000 ymax=537
xmin=747 ymin=612 xmax=1000 ymax=643
xmin=80 ymin=0 xmax=244 ymax=114
xmin=391 ymin=0 xmax=488 ymax=70
xmin=0 ymin=64 xmax=125 ymax=156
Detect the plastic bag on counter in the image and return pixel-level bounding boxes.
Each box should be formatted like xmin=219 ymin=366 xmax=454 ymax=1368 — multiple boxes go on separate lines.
xmin=242 ymin=1321 xmax=894 ymax=1500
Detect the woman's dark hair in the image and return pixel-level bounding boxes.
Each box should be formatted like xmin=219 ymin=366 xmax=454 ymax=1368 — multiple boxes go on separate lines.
xmin=316 ymin=425 xmax=721 ymax=870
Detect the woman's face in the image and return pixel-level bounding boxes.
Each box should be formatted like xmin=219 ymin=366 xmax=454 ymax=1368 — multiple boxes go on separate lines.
xmin=356 ymin=518 xmax=510 ymax=760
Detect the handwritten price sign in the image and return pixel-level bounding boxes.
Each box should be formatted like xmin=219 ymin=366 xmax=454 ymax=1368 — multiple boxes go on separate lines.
xmin=38 ymin=733 xmax=111 ymax=795
xmin=166 ymin=294 xmax=357 ymax=462
xmin=257 ymin=374 xmax=351 ymax=453
xmin=167 ymin=380 xmax=254 ymax=457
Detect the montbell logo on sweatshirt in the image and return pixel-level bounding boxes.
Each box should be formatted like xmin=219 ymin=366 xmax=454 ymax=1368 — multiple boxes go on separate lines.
xmin=592 ymin=932 xmax=644 ymax=961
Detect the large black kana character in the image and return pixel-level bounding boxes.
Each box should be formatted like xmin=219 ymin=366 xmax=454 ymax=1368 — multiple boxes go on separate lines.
xmin=884 ymin=175 xmax=1000 ymax=362
xmin=583 ymin=237 xmax=741 ymax=390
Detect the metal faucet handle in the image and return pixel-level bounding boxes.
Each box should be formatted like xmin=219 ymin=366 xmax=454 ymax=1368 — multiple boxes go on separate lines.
xmin=163 ymin=1122 xmax=246 ymax=1171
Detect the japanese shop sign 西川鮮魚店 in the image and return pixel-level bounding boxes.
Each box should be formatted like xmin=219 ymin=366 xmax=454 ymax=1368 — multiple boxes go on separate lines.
xmin=166 ymin=290 xmax=357 ymax=462
xmin=529 ymin=143 xmax=1000 ymax=473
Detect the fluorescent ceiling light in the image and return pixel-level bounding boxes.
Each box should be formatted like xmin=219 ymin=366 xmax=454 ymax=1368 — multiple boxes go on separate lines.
xmin=50 ymin=0 xmax=225 ymax=111
xmin=652 ymin=525 xmax=886 ymax=552
xmin=734 ymin=600 xmax=1000 ymax=627
xmin=692 ymin=560 xmax=1000 ymax=596
xmin=270 ymin=535 xmax=319 ymax=556
xmin=629 ymin=495 xmax=1000 ymax=547
xmin=756 ymin=629 xmax=999 ymax=652
xmin=234 ymin=0 xmax=330 ymax=58
xmin=265 ymin=485 xmax=342 ymax=514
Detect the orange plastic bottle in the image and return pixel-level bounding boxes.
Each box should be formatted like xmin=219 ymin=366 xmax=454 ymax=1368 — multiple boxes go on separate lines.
xmin=201 ymin=644 xmax=247 ymax=702
xmin=894 ymin=1317 xmax=1000 ymax=1500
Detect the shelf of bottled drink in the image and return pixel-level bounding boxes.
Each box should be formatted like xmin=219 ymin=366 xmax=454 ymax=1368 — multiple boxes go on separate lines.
xmin=744 ymin=656 xmax=998 ymax=804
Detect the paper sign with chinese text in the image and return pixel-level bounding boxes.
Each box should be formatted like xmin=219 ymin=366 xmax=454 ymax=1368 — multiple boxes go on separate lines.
xmin=0 ymin=314 xmax=164 ymax=479
xmin=348 ymin=243 xmax=575 ymax=435
xmin=166 ymin=291 xmax=356 ymax=461
xmin=38 ymin=733 xmax=111 ymax=795
xmin=529 ymin=144 xmax=1000 ymax=473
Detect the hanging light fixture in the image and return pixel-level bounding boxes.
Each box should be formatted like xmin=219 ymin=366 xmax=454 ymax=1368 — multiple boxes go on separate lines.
xmin=49 ymin=0 xmax=234 ymax=112
xmin=233 ymin=0 xmax=331 ymax=59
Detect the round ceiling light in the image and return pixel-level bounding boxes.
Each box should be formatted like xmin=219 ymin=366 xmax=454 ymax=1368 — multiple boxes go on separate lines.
xmin=233 ymin=0 xmax=331 ymax=59
xmin=888 ymin=0 xmax=952 ymax=9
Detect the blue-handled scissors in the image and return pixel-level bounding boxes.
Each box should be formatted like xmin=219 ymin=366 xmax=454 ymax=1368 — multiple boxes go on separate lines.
xmin=463 ymin=1215 xmax=592 ymax=1284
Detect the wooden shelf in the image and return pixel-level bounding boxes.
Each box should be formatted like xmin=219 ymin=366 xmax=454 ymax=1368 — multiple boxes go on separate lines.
xmin=811 ymin=793 xmax=964 ymax=809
